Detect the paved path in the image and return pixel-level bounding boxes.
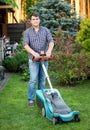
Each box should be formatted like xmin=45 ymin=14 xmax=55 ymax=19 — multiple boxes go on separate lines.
xmin=0 ymin=73 xmax=11 ymax=91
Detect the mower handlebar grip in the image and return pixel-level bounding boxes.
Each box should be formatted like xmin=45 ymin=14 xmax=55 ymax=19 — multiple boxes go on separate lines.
xmin=32 ymin=54 xmax=55 ymax=62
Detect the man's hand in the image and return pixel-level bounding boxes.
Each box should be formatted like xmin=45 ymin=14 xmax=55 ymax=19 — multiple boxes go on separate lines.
xmin=46 ymin=42 xmax=54 ymax=58
xmin=33 ymin=52 xmax=40 ymax=59
xmin=24 ymin=44 xmax=40 ymax=59
xmin=46 ymin=50 xmax=52 ymax=58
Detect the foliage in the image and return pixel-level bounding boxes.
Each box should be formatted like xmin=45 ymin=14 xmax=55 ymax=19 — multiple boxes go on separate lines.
xmin=2 ymin=57 xmax=18 ymax=72
xmin=25 ymin=0 xmax=42 ymax=17
xmin=50 ymin=29 xmax=90 ymax=85
xmin=25 ymin=0 xmax=35 ymax=17
xmin=54 ymin=28 xmax=77 ymax=51
xmin=14 ymin=51 xmax=28 ymax=72
xmin=50 ymin=52 xmax=90 ymax=85
xmin=0 ymin=0 xmax=18 ymax=8
xmin=28 ymin=0 xmax=81 ymax=36
xmin=2 ymin=50 xmax=28 ymax=72
xmin=76 ymin=18 xmax=90 ymax=52
xmin=21 ymin=67 xmax=30 ymax=81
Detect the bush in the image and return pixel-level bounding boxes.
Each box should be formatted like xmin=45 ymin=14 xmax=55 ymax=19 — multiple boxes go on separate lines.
xmin=15 ymin=51 xmax=28 ymax=72
xmin=2 ymin=57 xmax=18 ymax=72
xmin=76 ymin=18 xmax=90 ymax=52
xmin=2 ymin=50 xmax=28 ymax=72
xmin=50 ymin=52 xmax=90 ymax=85
xmin=50 ymin=29 xmax=90 ymax=85
xmin=21 ymin=68 xmax=29 ymax=81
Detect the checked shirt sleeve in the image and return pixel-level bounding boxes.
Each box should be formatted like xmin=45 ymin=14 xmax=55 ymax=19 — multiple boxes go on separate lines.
xmin=46 ymin=28 xmax=54 ymax=44
xmin=23 ymin=29 xmax=30 ymax=46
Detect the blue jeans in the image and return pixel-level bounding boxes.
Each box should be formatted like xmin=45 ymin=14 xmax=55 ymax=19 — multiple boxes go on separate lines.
xmin=28 ymin=59 xmax=48 ymax=102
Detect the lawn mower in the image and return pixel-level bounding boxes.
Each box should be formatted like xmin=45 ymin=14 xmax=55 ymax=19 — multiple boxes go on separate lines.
xmin=33 ymin=54 xmax=80 ymax=125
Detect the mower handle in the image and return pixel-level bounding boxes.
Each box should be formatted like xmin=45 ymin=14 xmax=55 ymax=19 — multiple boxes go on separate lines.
xmin=32 ymin=54 xmax=55 ymax=62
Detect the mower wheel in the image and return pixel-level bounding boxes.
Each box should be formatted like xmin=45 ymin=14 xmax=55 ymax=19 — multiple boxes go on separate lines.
xmin=53 ymin=118 xmax=58 ymax=125
xmin=74 ymin=115 xmax=80 ymax=122
xmin=42 ymin=107 xmax=46 ymax=117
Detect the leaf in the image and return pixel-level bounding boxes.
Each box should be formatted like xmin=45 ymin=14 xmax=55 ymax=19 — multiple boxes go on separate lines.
xmin=0 ymin=0 xmax=18 ymax=8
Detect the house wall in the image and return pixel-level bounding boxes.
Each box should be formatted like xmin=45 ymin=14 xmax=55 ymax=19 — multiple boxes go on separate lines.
xmin=67 ymin=0 xmax=90 ymax=18
xmin=8 ymin=0 xmax=26 ymax=23
xmin=88 ymin=0 xmax=90 ymax=18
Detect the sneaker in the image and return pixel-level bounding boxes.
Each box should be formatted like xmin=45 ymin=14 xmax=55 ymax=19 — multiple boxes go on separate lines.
xmin=28 ymin=101 xmax=34 ymax=107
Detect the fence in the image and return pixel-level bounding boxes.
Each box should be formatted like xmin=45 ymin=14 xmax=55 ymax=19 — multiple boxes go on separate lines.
xmin=7 ymin=23 xmax=25 ymax=43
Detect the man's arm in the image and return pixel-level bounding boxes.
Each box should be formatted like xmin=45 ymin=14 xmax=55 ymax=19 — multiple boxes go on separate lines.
xmin=24 ymin=44 xmax=40 ymax=58
xmin=46 ymin=41 xmax=54 ymax=58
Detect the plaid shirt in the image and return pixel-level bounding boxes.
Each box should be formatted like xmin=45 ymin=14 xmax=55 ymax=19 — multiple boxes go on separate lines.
xmin=23 ymin=26 xmax=54 ymax=59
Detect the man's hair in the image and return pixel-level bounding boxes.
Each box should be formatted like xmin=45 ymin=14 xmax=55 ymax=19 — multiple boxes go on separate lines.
xmin=29 ymin=12 xmax=40 ymax=20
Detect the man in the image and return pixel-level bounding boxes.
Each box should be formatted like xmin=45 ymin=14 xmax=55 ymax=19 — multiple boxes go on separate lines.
xmin=23 ymin=12 xmax=54 ymax=106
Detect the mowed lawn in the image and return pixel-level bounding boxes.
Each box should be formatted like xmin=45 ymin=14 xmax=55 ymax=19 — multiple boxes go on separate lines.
xmin=0 ymin=74 xmax=90 ymax=130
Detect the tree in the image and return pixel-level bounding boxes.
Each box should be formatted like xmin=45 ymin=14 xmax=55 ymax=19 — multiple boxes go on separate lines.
xmin=25 ymin=0 xmax=42 ymax=18
xmin=0 ymin=0 xmax=18 ymax=8
xmin=28 ymin=0 xmax=81 ymax=36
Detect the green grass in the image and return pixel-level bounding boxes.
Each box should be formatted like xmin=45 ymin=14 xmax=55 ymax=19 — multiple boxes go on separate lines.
xmin=0 ymin=74 xmax=90 ymax=130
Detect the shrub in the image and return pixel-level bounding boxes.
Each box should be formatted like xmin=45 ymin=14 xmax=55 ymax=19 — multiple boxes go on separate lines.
xmin=76 ymin=18 xmax=90 ymax=52
xmin=50 ymin=52 xmax=90 ymax=85
xmin=2 ymin=50 xmax=28 ymax=72
xmin=2 ymin=57 xmax=18 ymax=72
xmin=21 ymin=68 xmax=29 ymax=81
xmin=50 ymin=29 xmax=90 ymax=85
xmin=15 ymin=51 xmax=28 ymax=72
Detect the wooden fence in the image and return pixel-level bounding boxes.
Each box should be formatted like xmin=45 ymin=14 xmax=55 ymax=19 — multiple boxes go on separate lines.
xmin=7 ymin=23 xmax=26 ymax=43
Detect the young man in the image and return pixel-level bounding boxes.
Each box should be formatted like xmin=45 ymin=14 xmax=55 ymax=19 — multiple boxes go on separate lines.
xmin=23 ymin=12 xmax=54 ymax=106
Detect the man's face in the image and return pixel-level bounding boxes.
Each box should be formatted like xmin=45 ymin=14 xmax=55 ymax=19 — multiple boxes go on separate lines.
xmin=30 ymin=16 xmax=40 ymax=27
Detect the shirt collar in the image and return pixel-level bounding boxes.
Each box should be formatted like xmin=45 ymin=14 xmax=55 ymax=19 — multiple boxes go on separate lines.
xmin=31 ymin=26 xmax=42 ymax=32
